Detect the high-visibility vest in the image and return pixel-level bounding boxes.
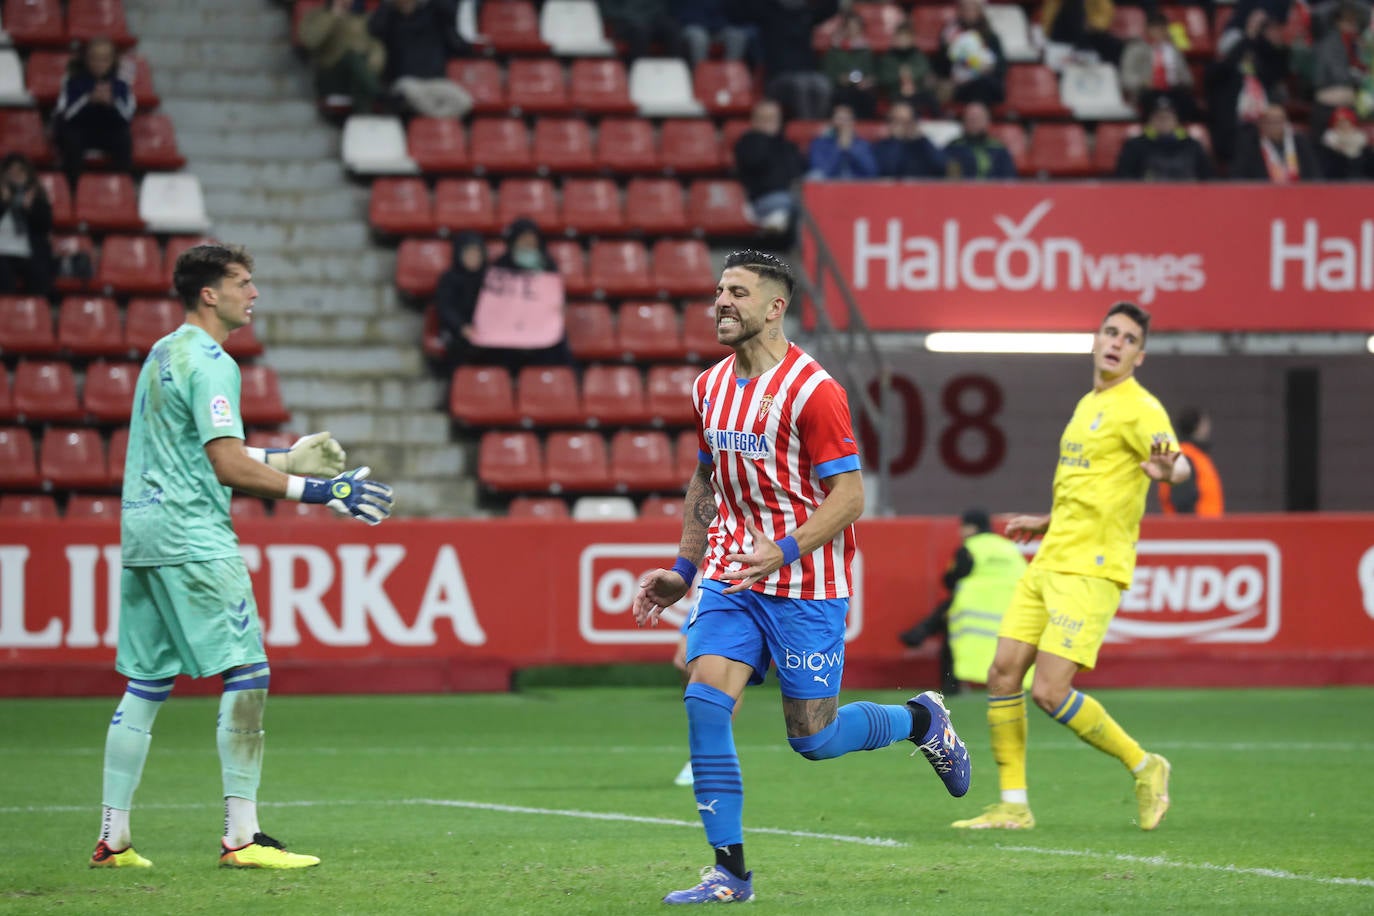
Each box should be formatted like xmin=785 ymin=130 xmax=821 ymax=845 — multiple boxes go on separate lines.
xmin=1159 ymin=441 xmax=1224 ymax=516
xmin=948 ymin=532 xmax=1029 ymax=685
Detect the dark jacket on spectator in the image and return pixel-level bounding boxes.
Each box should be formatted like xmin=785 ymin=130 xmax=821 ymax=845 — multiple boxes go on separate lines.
xmin=747 ymin=0 xmax=840 ymax=76
xmin=734 ymin=130 xmax=806 ymax=199
xmin=1230 ymin=127 xmax=1323 ymax=179
xmin=368 ymin=0 xmax=465 ymax=82
xmin=874 ymin=135 xmax=945 ymax=178
xmin=1318 ymin=130 xmax=1374 ymax=178
xmin=55 ymin=70 xmax=135 ymax=127
xmin=808 ymin=132 xmax=878 ymax=178
xmin=944 ymin=134 xmax=1017 ymax=178
xmin=1115 ymin=129 xmax=1214 ymax=179
xmin=435 ymin=230 xmax=487 ymax=345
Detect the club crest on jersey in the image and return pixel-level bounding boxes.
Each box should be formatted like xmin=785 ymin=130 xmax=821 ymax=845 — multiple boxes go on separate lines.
xmin=757 ymin=394 xmax=775 ymax=420
xmin=1090 ymin=411 xmax=1104 ymax=431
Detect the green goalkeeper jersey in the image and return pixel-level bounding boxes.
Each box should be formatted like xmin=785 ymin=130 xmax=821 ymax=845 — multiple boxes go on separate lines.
xmin=120 ymin=323 xmax=245 ymax=567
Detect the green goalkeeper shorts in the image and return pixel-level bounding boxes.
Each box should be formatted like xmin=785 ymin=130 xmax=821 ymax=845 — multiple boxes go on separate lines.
xmin=117 ymin=557 xmax=268 ymax=680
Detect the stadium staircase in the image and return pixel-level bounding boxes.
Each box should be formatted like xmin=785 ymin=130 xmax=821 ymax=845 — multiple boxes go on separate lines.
xmin=124 ymin=0 xmax=473 ymax=516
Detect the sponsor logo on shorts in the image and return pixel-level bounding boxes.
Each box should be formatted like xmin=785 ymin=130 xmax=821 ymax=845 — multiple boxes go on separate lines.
xmin=210 ymin=395 xmax=234 ymax=428
xmin=782 ymin=647 xmax=843 ymax=672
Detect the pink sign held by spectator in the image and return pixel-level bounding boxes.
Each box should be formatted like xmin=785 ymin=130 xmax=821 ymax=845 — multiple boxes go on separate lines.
xmin=468 ymin=268 xmax=566 ymax=348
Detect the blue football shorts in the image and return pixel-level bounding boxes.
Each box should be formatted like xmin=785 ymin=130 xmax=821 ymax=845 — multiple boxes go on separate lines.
xmin=684 ymin=578 xmax=850 ymax=699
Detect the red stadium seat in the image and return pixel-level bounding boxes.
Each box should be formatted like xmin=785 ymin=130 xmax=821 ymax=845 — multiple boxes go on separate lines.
xmin=66 ymin=494 xmax=121 ymax=518
xmin=0 ymin=296 xmax=58 ymax=355
xmin=646 ymin=363 xmax=698 ymax=425
xmin=624 ymin=178 xmax=687 ymax=235
xmin=0 ymin=493 xmax=58 ymax=517
xmin=659 ymin=120 xmax=721 ymax=175
xmin=532 ymin=118 xmax=596 ymax=174
xmin=124 ymin=297 xmax=181 ymax=354
xmin=546 ymin=431 xmax=610 ymax=492
xmin=675 ymin=429 xmax=702 ymax=479
xmin=107 ymin=426 xmax=128 ymax=486
xmin=96 ymin=235 xmax=163 ymax=295
xmin=447 ymin=59 xmax=506 ymax=114
xmin=497 ymin=178 xmax=560 ymax=233
xmin=131 ymin=114 xmax=185 ymax=170
xmin=910 ymin=5 xmax=954 ymax=53
xmin=989 ymin=122 xmax=1029 ymax=174
xmin=0 ymin=110 xmax=55 ymax=167
xmin=507 ymin=58 xmax=570 ymax=114
xmin=480 ymin=0 xmax=548 ymax=53
xmin=0 ymin=428 xmax=41 ymax=489
xmin=223 ymin=322 xmax=264 ymax=360
xmin=231 ymin=497 xmax=270 ymax=518
xmin=369 ymin=178 xmax=435 ymax=236
xmin=610 ymin=430 xmax=679 ymax=492
xmin=1163 ymin=5 xmax=1214 ymax=57
xmin=651 ymin=239 xmax=712 ymax=297
xmin=639 ymin=495 xmax=683 ymax=520
xmin=161 ymin=235 xmax=214 ymax=291
xmin=395 ymin=238 xmax=451 ymax=299
xmin=596 ymin=117 xmax=658 ymax=173
xmin=58 ymin=296 xmax=123 ymax=357
xmin=589 ymin=240 xmax=654 ymax=298
xmin=1093 ymin=122 xmax=1132 ymax=174
xmin=516 ymin=365 xmax=582 ymax=427
xmin=40 ymin=427 xmax=108 ymax=490
xmin=694 ymin=60 xmax=755 ymax=116
xmin=565 ymin=301 xmax=620 ymax=361
xmin=470 ymin=118 xmax=533 ymax=175
xmin=546 ymin=240 xmax=590 ymax=297
xmin=75 ymin=174 xmax=142 ymax=232
xmin=582 ymin=364 xmax=648 ymax=426
xmin=560 ymin=178 xmax=622 ymax=235
xmin=478 ymin=430 xmax=547 ymax=491
xmin=67 ymin=0 xmax=135 ymax=47
xmin=238 ymin=364 xmax=290 ymax=425
xmin=24 ymin=50 xmax=66 ymax=106
xmin=83 ymin=361 xmax=139 ymax=423
xmin=617 ymin=302 xmax=683 ymax=361
xmin=434 ymin=178 xmax=498 ymax=234
xmin=688 ymin=180 xmax=755 ymax=236
xmin=126 ymin=53 xmax=160 ymax=109
xmin=1110 ymin=6 xmax=1147 ymax=40
xmin=37 ymin=172 xmax=75 ymax=230
xmin=508 ymin=496 xmax=569 ymax=519
xmin=14 ymin=360 xmax=82 ymax=423
xmin=681 ymin=301 xmax=730 ymax=363
xmin=1003 ymin=65 xmax=1073 ymax=120
xmin=0 ymin=365 xmax=11 ymax=421
xmin=1028 ymin=123 xmax=1093 ymax=177
xmin=52 ymin=234 xmax=97 ymax=293
xmin=408 ymin=117 xmax=471 ymax=173
xmin=450 ymin=365 xmax=518 ymax=426
xmin=570 ymin=59 xmax=636 ymax=115
xmin=3 ymin=0 xmax=66 ymax=48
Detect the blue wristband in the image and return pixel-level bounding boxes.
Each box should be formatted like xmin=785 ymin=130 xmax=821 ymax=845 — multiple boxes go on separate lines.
xmin=776 ymin=536 xmax=801 ymax=566
xmin=265 ymin=447 xmax=289 ymax=457
xmin=671 ymin=557 xmax=698 ymax=584
xmin=300 ymin=477 xmax=332 ymax=505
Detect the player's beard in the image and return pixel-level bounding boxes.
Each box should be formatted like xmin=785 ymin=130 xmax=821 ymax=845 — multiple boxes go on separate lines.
xmin=717 ymin=310 xmax=759 ymax=347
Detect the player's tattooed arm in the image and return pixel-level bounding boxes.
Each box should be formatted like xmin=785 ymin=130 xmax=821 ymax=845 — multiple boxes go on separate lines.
xmin=782 ymin=696 xmax=839 ymax=738
xmin=678 ymin=462 xmax=715 ymax=565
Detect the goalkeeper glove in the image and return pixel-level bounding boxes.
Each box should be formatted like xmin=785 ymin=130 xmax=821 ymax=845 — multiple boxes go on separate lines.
xmin=255 ymin=431 xmax=347 ymax=477
xmin=297 ymin=467 xmax=394 ymax=525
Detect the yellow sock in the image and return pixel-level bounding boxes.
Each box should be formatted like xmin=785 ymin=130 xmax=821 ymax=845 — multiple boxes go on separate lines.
xmin=988 ymin=692 xmax=1028 ymax=795
xmin=1051 ymin=690 xmax=1146 ymax=771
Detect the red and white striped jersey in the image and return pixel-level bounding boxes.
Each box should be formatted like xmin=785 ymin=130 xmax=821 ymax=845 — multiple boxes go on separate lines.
xmin=693 ymin=343 xmax=862 ymax=599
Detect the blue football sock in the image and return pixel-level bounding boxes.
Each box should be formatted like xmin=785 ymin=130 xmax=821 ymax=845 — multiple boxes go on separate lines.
xmin=684 ymin=682 xmax=743 ymax=849
xmin=787 ymin=701 xmax=912 ymax=760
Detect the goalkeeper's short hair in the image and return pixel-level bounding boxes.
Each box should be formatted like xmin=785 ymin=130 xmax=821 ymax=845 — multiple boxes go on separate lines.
xmin=174 ymin=244 xmax=254 ymax=311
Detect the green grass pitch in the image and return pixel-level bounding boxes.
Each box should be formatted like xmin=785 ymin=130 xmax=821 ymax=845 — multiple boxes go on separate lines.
xmin=2 ymin=685 xmax=1372 ymax=914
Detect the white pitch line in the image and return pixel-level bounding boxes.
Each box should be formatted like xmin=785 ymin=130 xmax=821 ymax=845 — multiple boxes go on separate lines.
xmin=996 ymin=845 xmax=1374 ymax=889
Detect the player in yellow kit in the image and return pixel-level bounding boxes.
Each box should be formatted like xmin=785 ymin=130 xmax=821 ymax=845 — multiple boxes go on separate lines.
xmin=952 ymin=302 xmax=1190 ymax=833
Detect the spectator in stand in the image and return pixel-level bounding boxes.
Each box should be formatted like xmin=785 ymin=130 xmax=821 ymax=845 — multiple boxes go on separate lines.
xmin=300 ymin=0 xmax=386 ymax=114
xmin=368 ymin=0 xmax=472 ymax=119
xmin=752 ymin=0 xmax=840 ymax=120
xmin=1311 ymin=3 xmax=1370 ymax=140
xmin=1158 ymin=406 xmax=1224 ymax=517
xmin=1317 ymin=105 xmax=1374 ymax=177
xmin=874 ymin=101 xmax=945 ymax=178
xmin=1115 ymin=96 xmax=1214 ymax=179
xmin=462 ymin=218 xmax=574 ymax=371
xmin=1231 ymin=103 xmax=1323 ymax=179
xmin=434 ymin=230 xmax=487 ymax=372
xmin=1039 ymin=0 xmax=1123 ymax=66
xmin=936 ymin=0 xmax=1008 ymax=106
xmin=1206 ymin=9 xmax=1289 ymax=165
xmin=1120 ymin=12 xmax=1199 ymax=121
xmin=599 ymin=0 xmax=687 ymax=62
xmin=0 ymin=154 xmax=55 ymax=296
xmin=823 ymin=12 xmax=880 ymax=119
xmin=807 ymin=103 xmax=879 ymax=179
xmin=733 ymin=99 xmax=807 ymax=232
xmin=879 ymin=22 xmax=939 ymax=118
xmin=945 ymin=101 xmax=1018 ymax=178
xmin=53 ymin=37 xmax=134 ymax=190
xmin=672 ymin=0 xmax=754 ymax=70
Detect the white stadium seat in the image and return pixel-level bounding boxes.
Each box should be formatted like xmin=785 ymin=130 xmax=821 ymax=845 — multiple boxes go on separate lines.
xmin=919 ymin=119 xmax=963 ymax=148
xmin=0 ymin=49 xmax=32 ymax=105
xmin=540 ymin=0 xmax=614 ymax=56
xmin=456 ymin=0 xmax=482 ymax=45
xmin=986 ymin=5 xmax=1038 ymax=63
xmin=341 ymin=115 xmax=419 ymax=175
xmin=138 ymin=173 xmax=211 ymax=233
xmin=629 ymin=58 xmax=705 ymax=118
xmin=572 ymin=495 xmax=638 ymax=521
xmin=1060 ymin=63 xmax=1136 ymax=120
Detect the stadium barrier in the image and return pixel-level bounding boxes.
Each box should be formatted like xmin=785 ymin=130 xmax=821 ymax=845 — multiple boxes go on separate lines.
xmin=3 ymin=514 xmax=1373 ymax=696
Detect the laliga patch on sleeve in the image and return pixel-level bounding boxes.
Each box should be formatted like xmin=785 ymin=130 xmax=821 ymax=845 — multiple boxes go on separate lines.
xmin=210 ymin=395 xmax=235 ymax=428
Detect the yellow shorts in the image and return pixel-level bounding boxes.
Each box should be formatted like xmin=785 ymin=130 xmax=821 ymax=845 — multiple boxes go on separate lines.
xmin=998 ymin=566 xmax=1122 ymax=670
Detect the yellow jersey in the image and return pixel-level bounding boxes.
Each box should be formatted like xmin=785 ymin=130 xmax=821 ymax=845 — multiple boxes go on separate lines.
xmin=1032 ymin=376 xmax=1177 ymax=588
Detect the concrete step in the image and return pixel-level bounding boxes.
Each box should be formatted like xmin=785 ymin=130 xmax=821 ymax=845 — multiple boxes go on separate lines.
xmin=132 ymin=38 xmax=295 ymax=72
xmin=163 ymin=99 xmax=322 ymax=132
xmin=128 ymin=0 xmax=274 ymax=12
xmin=153 ymin=68 xmax=314 ymax=101
xmin=186 ymin=126 xmax=338 ymax=162
xmin=194 ymin=160 xmax=350 ymax=195
xmin=253 ymin=281 xmax=396 ymax=317
xmin=265 ymin=345 xmax=422 ymax=378
xmin=259 ymin=311 xmax=422 ymax=349
xmin=212 ymin=218 xmax=371 ymax=251
xmin=125 ymin=9 xmax=291 ymax=41
xmin=204 ymin=185 xmax=363 ymax=221
xmin=278 ymin=375 xmax=443 ymax=412
xmin=250 ymin=249 xmax=393 ymax=285
xmin=294 ymin=408 xmax=452 ymax=446
xmin=384 ymin=476 xmax=479 ymax=519
xmin=373 ymin=442 xmax=467 ymax=479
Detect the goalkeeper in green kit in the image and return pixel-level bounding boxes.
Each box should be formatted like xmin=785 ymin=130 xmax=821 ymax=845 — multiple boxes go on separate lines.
xmin=91 ymin=244 xmax=395 ymax=870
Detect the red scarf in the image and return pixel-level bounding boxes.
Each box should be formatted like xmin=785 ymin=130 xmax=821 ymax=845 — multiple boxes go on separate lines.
xmin=1261 ymin=127 xmax=1300 ymax=183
